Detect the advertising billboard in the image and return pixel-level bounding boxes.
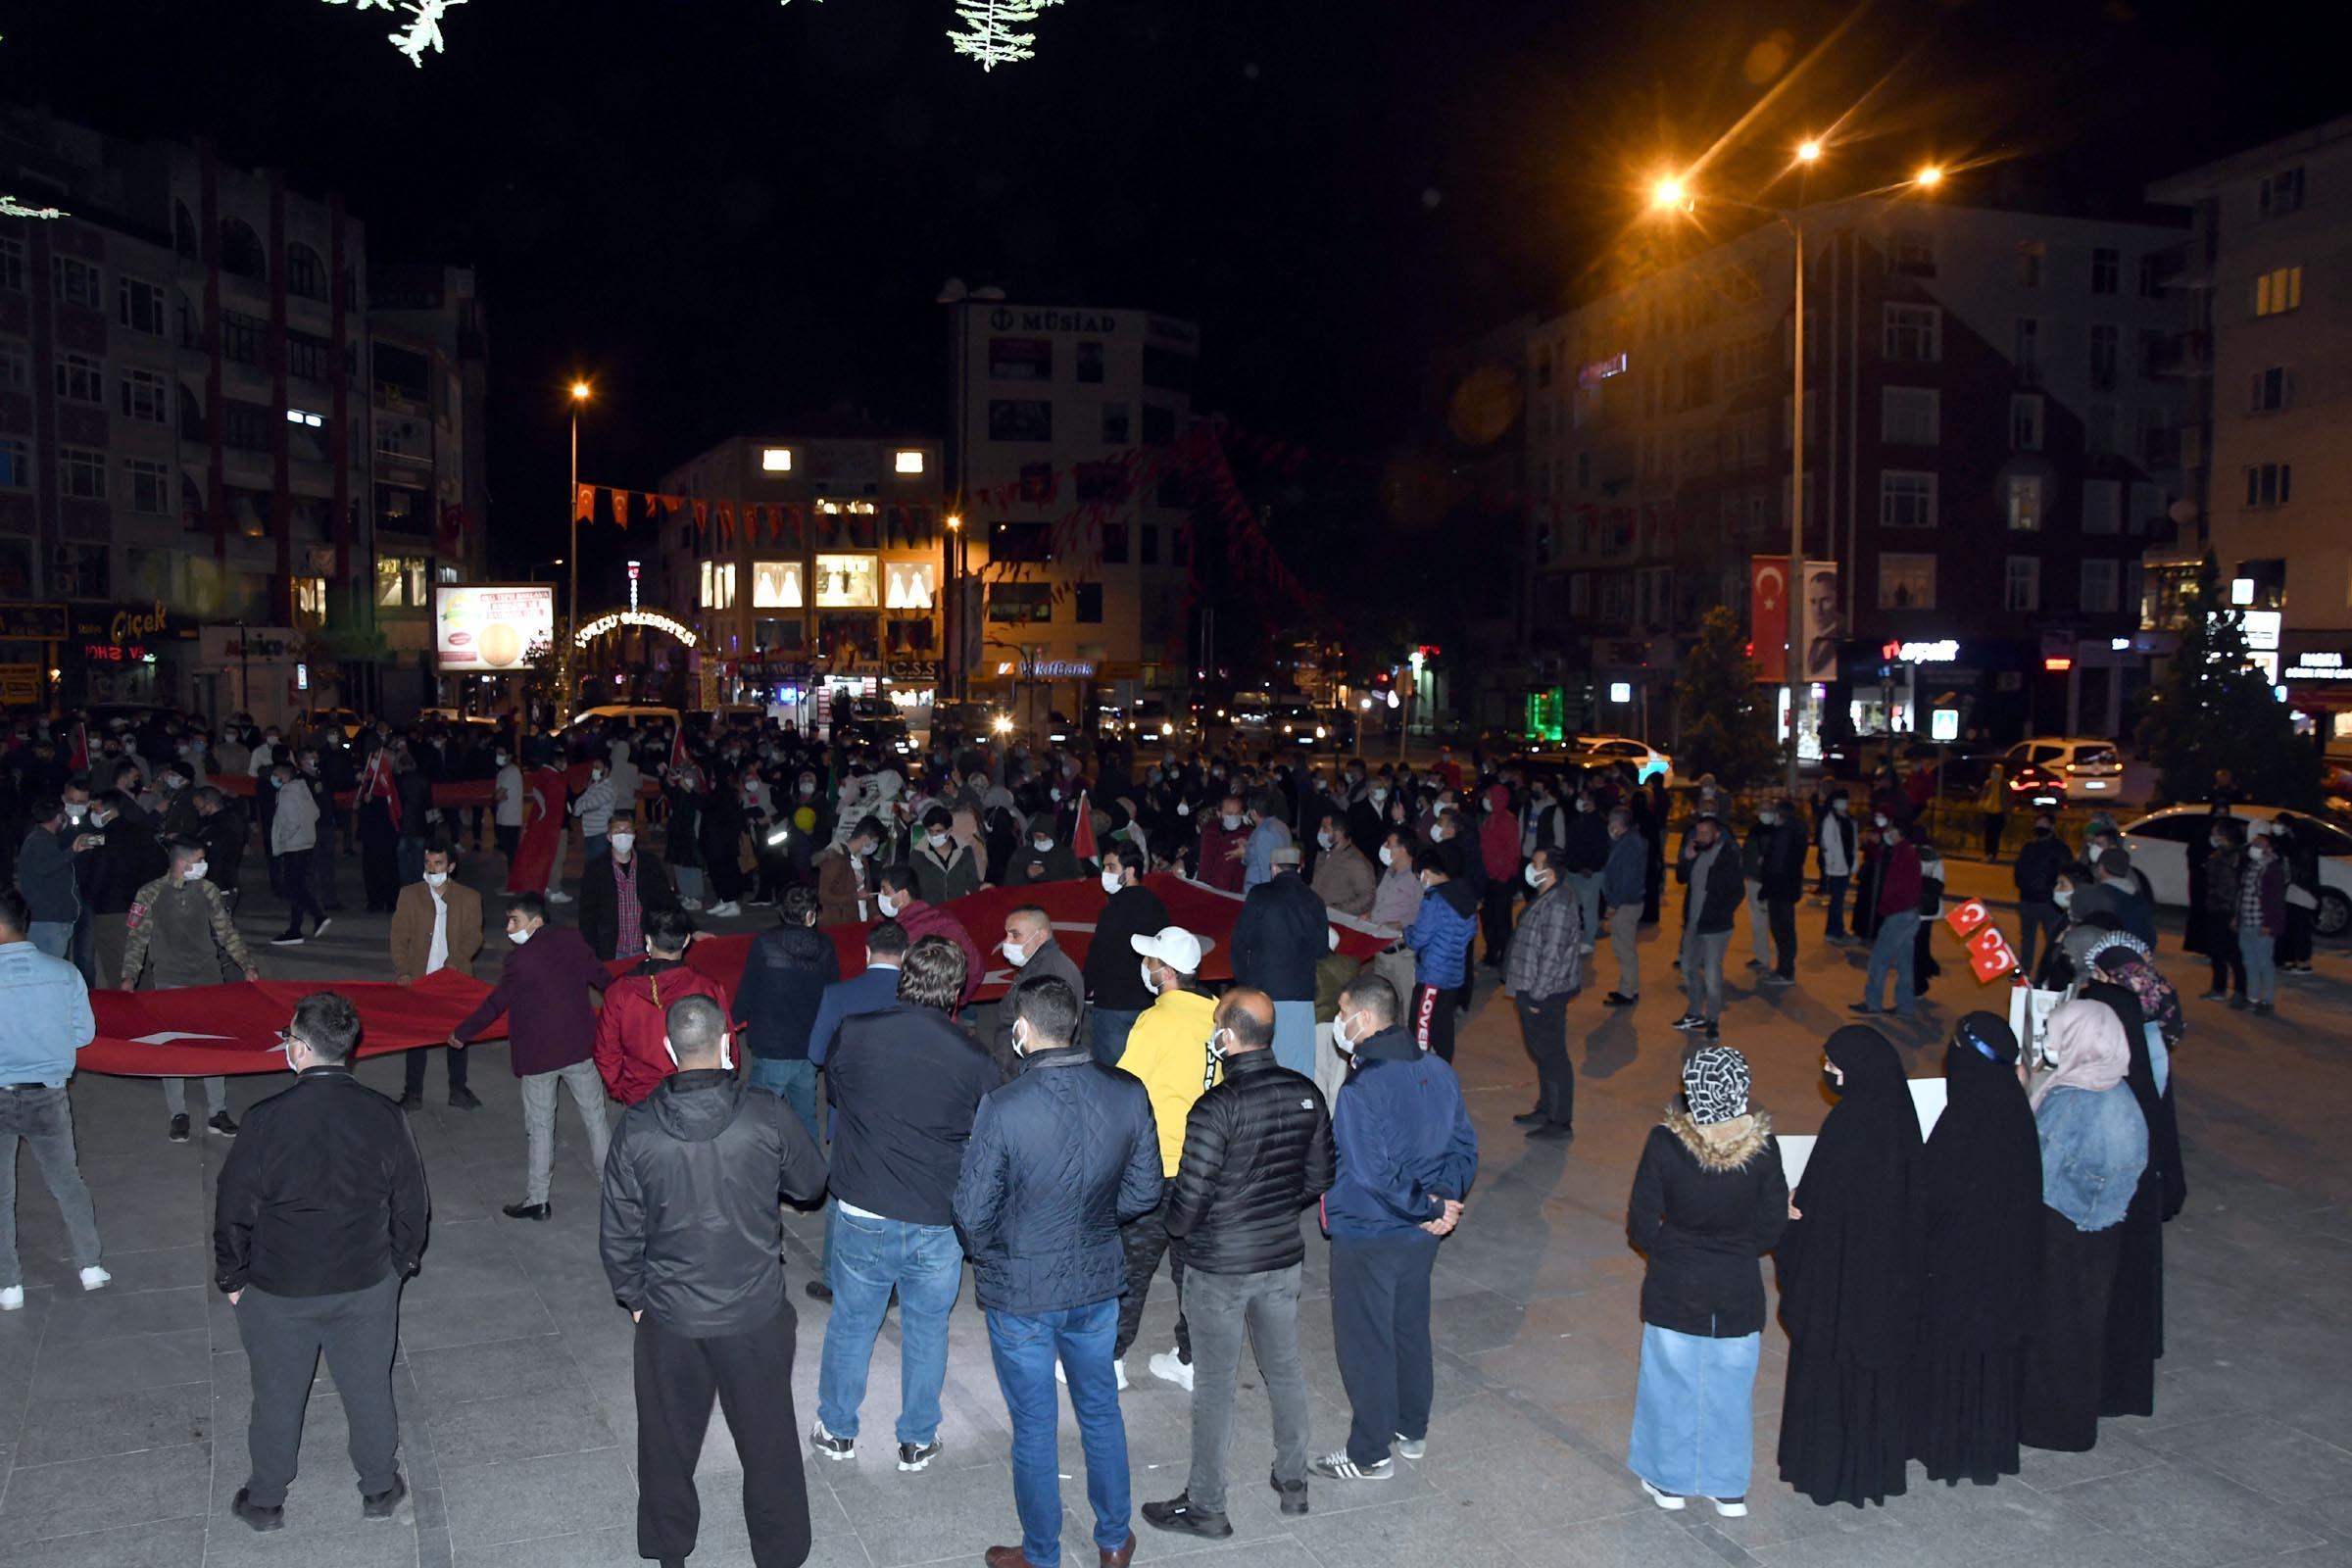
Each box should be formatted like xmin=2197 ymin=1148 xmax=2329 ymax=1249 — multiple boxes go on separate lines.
xmin=434 ymin=583 xmax=555 ymax=672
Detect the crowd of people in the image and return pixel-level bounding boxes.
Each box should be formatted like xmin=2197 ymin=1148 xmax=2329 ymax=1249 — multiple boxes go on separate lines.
xmin=0 ymin=702 xmax=2253 ymax=1563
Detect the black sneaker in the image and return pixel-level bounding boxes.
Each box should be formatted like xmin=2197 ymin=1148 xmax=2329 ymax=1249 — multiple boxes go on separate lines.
xmin=207 ymin=1110 xmax=239 ymax=1138
xmin=805 ymin=1280 xmax=834 ymax=1302
xmin=897 ymin=1439 xmax=941 ymax=1472
xmin=809 ymin=1420 xmax=855 ymax=1462
xmin=1602 ymin=992 xmax=1637 ymax=1006
xmin=1142 ymin=1494 xmax=1234 ymax=1539
xmin=2197 ymin=991 xmax=2227 ymax=1003
xmin=448 ymin=1087 xmax=483 ymax=1110
xmin=230 ymin=1488 xmax=285 ymax=1532
xmin=168 ymin=1113 xmax=191 ymax=1144
xmin=1704 ymin=1021 xmax=1721 ymax=1041
xmin=362 ymin=1475 xmax=407 ymax=1519
xmin=2254 ymin=1002 xmax=2276 ymax=1016
xmin=1744 ymin=959 xmax=1769 ymax=971
xmin=1511 ymin=1109 xmax=1549 ymax=1127
xmin=1269 ymin=1473 xmax=1309 ymax=1516
xmin=1669 ymin=1014 xmax=1702 ymax=1032
xmin=501 ymin=1200 xmax=552 ymax=1220
xmin=398 ymin=1091 xmax=425 ymax=1112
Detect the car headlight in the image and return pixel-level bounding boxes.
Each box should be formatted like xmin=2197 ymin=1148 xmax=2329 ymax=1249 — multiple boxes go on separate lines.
xmin=991 ymin=715 xmax=1013 ymax=734
xmin=1315 ymin=725 xmax=1327 ymax=739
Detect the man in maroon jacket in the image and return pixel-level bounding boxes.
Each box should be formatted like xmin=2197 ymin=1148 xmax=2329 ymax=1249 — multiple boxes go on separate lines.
xmin=873 ymin=862 xmax=987 ymax=1012
xmin=1194 ymin=793 xmax=1250 ymax=895
xmin=449 ymin=892 xmax=614 ymax=1219
xmin=1850 ymin=820 xmax=1924 ymax=1020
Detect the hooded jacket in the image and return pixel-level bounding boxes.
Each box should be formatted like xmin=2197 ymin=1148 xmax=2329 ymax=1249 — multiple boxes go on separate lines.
xmin=1628 ymin=1107 xmax=1787 ymax=1337
xmin=882 ymin=897 xmax=987 ymax=1010
xmin=1165 ymin=1047 xmax=1335 ymax=1274
xmin=1403 ymin=876 xmax=1479 ymax=990
xmin=593 ymin=956 xmax=732 ymax=1106
xmin=599 ymin=1070 xmax=827 ymax=1337
xmin=953 ymin=1044 xmax=1164 ymax=1315
xmin=1083 ymin=880 xmax=1171 ymax=1011
xmin=1677 ymin=835 xmax=1745 ymax=934
xmin=1320 ymin=1022 xmax=1479 ymax=1240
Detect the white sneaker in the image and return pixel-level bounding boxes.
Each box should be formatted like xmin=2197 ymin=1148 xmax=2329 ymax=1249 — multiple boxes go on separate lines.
xmin=1149 ymin=1349 xmax=1193 ymax=1391
xmin=1054 ymin=1355 xmax=1129 ymax=1390
xmin=707 ymin=901 xmax=741 ymax=918
xmin=1394 ymin=1433 xmax=1426 ymax=1460
xmin=680 ymin=898 xmax=704 ymax=911
xmin=311 ymin=918 xmax=332 ymax=939
xmin=547 ymin=891 xmax=574 ymax=904
xmin=78 ymin=1266 xmax=111 ymax=1292
xmin=1115 ymin=1356 xmax=1128 ymax=1391
xmin=1708 ymin=1494 xmax=1748 ymax=1517
xmin=0 ymin=1285 xmax=23 ymax=1311
xmin=1640 ymin=1478 xmax=1686 ymax=1510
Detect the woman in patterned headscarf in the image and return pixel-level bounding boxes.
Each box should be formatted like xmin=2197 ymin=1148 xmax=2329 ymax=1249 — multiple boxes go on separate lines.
xmin=1626 ymin=1045 xmax=1788 ymax=1518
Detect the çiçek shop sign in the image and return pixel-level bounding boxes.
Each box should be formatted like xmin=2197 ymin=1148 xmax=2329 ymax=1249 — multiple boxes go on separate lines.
xmin=73 ymin=601 xmax=196 ymax=647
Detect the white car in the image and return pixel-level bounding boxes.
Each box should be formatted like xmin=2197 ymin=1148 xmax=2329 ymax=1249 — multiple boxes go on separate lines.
xmin=2120 ymin=805 xmax=2352 ymax=939
xmin=1572 ymin=734 xmax=1674 ymax=783
xmin=2001 ymin=737 xmax=2125 ymax=803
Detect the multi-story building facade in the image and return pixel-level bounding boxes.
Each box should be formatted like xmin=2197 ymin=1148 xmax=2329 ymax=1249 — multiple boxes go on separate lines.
xmin=944 ymin=299 xmax=1200 ymax=723
xmin=2150 ymin=119 xmax=2352 ymax=760
xmin=657 ymin=425 xmax=946 ymax=725
xmin=0 ymin=104 xmax=485 ymax=724
xmin=1525 ymin=195 xmax=2190 ymax=746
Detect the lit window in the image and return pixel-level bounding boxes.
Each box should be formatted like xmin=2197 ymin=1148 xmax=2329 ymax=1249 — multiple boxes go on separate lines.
xmin=751 ymin=561 xmax=803 ymax=609
xmin=700 ymin=560 xmax=737 ymax=610
xmin=760 ymin=447 xmax=794 ymax=472
xmin=1878 ymin=553 xmax=1936 ymax=611
xmin=2254 ymin=266 xmax=2303 ymax=318
xmin=2006 ymin=474 xmax=2043 ymax=531
xmin=894 ymin=449 xmax=925 ymax=474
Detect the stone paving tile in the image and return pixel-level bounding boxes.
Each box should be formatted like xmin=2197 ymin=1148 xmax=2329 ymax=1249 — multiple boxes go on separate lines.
xmin=2047 ymin=1459 xmax=2328 ymax=1565
xmin=0 ymin=1439 xmax=213 ymax=1545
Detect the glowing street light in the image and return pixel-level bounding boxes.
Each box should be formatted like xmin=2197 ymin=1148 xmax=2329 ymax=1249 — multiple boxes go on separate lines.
xmin=1914 ymin=164 xmax=1944 ymax=188
xmin=563 ymin=380 xmax=595 ymax=721
xmin=1649 ymin=175 xmax=1688 ymax=212
xmin=1795 ymin=138 xmax=1823 ymax=164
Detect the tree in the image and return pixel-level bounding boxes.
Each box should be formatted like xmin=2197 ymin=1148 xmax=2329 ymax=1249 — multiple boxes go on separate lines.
xmin=1675 ymin=606 xmax=1778 ymax=788
xmin=2133 ymin=555 xmax=2320 ymax=808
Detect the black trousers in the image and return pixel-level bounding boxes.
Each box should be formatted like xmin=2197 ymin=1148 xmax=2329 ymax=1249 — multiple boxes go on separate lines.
xmin=1823 ymin=874 xmax=1851 ymax=939
xmin=1768 ymin=896 xmax=1797 ymax=978
xmin=494 ymin=823 xmax=520 ymax=865
xmin=1479 ymin=878 xmax=1516 ymax=966
xmin=634 ymin=1304 xmax=810 ymax=1568
xmin=1114 ymin=1175 xmax=1190 ymax=1361
xmin=2209 ymin=938 xmax=2247 ymax=997
xmin=1512 ymin=992 xmax=1573 ymax=1128
xmin=1411 ymin=982 xmax=1456 ymax=1063
xmin=402 ymin=1043 xmax=469 ymax=1097
xmin=1330 ymin=1230 xmax=1439 ymax=1468
xmin=234 ymin=1272 xmax=404 ymax=1508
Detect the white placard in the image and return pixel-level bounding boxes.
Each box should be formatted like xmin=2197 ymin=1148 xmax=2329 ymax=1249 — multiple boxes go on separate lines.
xmin=1911 ymin=1077 xmax=1947 ymax=1139
xmin=2009 ymin=986 xmax=2068 ymax=1069
xmin=1779 ymin=1134 xmax=1815 ymax=1193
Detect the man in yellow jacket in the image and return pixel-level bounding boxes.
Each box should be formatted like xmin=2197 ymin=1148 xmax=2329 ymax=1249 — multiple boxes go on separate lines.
xmin=1107 ymin=925 xmax=1219 ymax=1393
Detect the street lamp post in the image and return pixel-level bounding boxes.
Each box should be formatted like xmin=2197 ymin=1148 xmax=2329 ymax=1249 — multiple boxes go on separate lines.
xmin=562 ymin=381 xmax=591 ymax=722
xmin=945 ymin=514 xmax=963 ymax=701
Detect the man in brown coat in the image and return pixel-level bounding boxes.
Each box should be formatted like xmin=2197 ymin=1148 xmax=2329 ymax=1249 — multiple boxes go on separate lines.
xmin=816 ymin=815 xmax=885 ymax=927
xmin=389 ymin=840 xmax=485 ymax=1111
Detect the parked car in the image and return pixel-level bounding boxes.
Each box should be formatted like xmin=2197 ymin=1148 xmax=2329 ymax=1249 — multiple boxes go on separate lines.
xmin=567 ymin=704 xmax=681 ymax=732
xmin=1570 ymin=733 xmax=1675 ymax=783
xmin=1129 ymin=698 xmax=1195 ymax=748
xmin=2121 ymin=804 xmax=2352 ymax=939
xmin=1223 ymin=691 xmax=1273 ymax=734
xmin=1999 ymin=736 xmax=2125 ymax=803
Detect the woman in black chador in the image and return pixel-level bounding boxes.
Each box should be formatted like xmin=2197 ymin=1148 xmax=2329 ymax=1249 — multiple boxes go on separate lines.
xmin=1910 ymin=1012 xmax=2043 ymax=1487
xmin=1776 ymin=1025 xmax=1924 ymax=1507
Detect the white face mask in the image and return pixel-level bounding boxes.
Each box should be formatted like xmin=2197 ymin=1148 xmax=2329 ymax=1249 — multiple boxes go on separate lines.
xmin=610 ymin=834 xmax=635 ymax=856
xmin=1221 ymin=813 xmax=1243 ymax=831
xmin=1371 ymin=787 xmax=1389 ymax=804
xmin=185 ymin=858 xmax=209 ymax=881
xmin=876 ymin=892 xmax=902 ymax=918
xmin=1758 ymin=811 xmax=1778 ymax=826
xmin=1176 ymin=801 xmax=1191 ymax=816
xmin=927 ymin=832 xmax=949 ymax=850
xmin=1317 ymin=830 xmax=1335 ymax=850
xmin=1003 ymin=938 xmax=1032 ymax=966
xmin=495 ymin=754 xmax=510 ymax=765
xmin=424 ymin=870 xmax=448 ymax=888
xmin=1331 ymin=1011 xmax=1357 ymax=1054
xmin=1524 ymin=863 xmax=1547 ymax=889
xmin=1141 ymin=958 xmax=1162 ymax=995
xmin=509 ymin=925 xmax=533 ymax=945
xmin=591 ymin=769 xmax=605 ymax=782
xmin=1378 ymin=845 xmax=1395 ymax=867
xmin=1033 ymin=839 xmax=1054 ymax=855
xmin=2055 ymin=887 xmax=2074 ymax=908
xmin=1100 ymin=869 xmax=1122 ymax=896
xmin=1010 ymin=1019 xmax=1031 ymax=1057
xmin=66 ymin=804 xmax=86 ymax=822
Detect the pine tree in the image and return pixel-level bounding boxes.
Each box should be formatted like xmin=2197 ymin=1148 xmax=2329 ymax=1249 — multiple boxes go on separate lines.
xmin=2134 ymin=555 xmax=2319 ymax=808
xmin=1675 ymin=606 xmax=1778 ymax=788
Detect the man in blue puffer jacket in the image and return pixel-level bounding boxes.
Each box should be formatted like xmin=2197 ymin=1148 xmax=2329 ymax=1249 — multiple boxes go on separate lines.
xmin=954 ymin=975 xmax=1163 ymax=1568
xmin=1315 ymin=973 xmax=1479 ymax=1483
xmin=1400 ymin=839 xmax=1479 ymax=1061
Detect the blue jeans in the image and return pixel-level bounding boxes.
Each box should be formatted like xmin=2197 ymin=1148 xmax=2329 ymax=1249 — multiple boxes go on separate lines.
xmin=1861 ymin=909 xmax=1921 ymax=1014
xmin=1271 ymin=999 xmax=1315 ymax=1080
xmin=1628 ymin=1324 xmax=1760 ymax=1500
xmin=747 ymin=1056 xmax=819 ymax=1142
xmin=1090 ymin=1008 xmax=1141 ymax=1067
xmin=818 ymin=1209 xmax=963 ymax=1446
xmin=987 ymin=1298 xmax=1130 ymax=1566
xmin=2239 ymin=927 xmax=2278 ymax=1005
xmin=26 ymin=921 xmax=72 ymax=960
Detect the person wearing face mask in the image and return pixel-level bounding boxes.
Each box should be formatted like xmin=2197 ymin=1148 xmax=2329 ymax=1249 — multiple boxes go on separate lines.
xmin=1346 ymin=775 xmax=1389 ymax=858
xmin=1817 ymin=791 xmax=1859 ymax=945
xmin=447 ymin=894 xmax=615 ymax=1221
xmin=909 ymin=806 xmax=981 ymax=905
xmin=1369 ymin=831 xmax=1423 ymax=935
xmin=1103 ymin=927 xmax=1221 ymax=1394
xmin=871 ymin=863 xmax=985 ymax=1011
xmin=2196 ymin=820 xmax=2249 ymax=1003
xmin=1143 ymin=988 xmax=1334 ymax=1539
xmin=2235 ymin=829 xmax=2287 ymax=1015
xmin=601 ymin=993 xmax=827 ymax=1568
xmin=592 ymin=907 xmax=731 ymax=1107
xmin=1400 ymin=842 xmax=1479 ymax=1062
xmin=569 ymin=758 xmax=617 ymax=869
xmin=1005 ymin=812 xmax=1080 ymax=887
xmin=266 ymin=761 xmax=332 ymax=948
xmin=84 ymin=787 xmax=166 ymax=990
xmin=491 ymin=746 xmax=526 ymax=867
xmin=1233 ymin=844 xmax=1329 ymax=1080
xmin=2011 ymin=811 xmax=2071 ymax=974
xmin=213 ymin=991 xmax=428 ymax=1537
xmin=1849 ymin=816 xmax=1923 ymax=1020
xmin=14 ymin=797 xmax=89 ymax=962
xmin=1503 ymin=847 xmax=1582 ymax=1139
xmin=1309 ymin=811 xmax=1375 ymax=918
xmin=190 ymin=786 xmax=247 ymax=906
xmin=993 ymin=906 xmax=1086 ymax=1079
xmin=1758 ymin=799 xmax=1808 ymax=986
xmin=579 ymin=811 xmax=682 ymax=964
xmin=1194 ymin=793 xmax=1251 ymax=895
xmin=1672 ymin=813 xmax=1744 ymax=1042
xmin=388 ymin=842 xmax=485 ymax=1111
xmin=1079 ymin=846 xmax=1168 ymax=1066
xmin=815 ymin=815 xmax=886 ymax=926
xmin=1242 ymin=790 xmax=1294 ymax=893
xmin=122 ymin=836 xmax=260 ymax=1142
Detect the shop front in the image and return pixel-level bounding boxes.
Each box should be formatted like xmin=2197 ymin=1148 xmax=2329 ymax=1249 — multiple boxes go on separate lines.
xmin=2280 ymin=633 xmax=2352 ymax=766
xmin=68 ymin=600 xmax=198 ymax=712
xmin=196 ymin=625 xmax=310 ymax=730
xmin=0 ymin=602 xmax=68 ymax=714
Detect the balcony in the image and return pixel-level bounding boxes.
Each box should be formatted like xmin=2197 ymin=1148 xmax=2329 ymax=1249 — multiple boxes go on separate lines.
xmin=372 ymin=381 xmax=430 ymax=417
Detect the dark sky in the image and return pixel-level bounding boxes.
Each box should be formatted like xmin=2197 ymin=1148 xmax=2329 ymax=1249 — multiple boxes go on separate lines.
xmin=9 ymin=0 xmax=2343 ymax=581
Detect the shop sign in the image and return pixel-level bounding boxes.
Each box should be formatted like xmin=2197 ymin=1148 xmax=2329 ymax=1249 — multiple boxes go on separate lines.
xmin=0 ymin=603 xmax=68 ymax=640
xmin=888 ymin=660 xmax=939 ymax=680
xmin=2283 ymin=651 xmax=2352 ymax=682
xmin=0 ymin=662 xmax=43 ymax=703
xmin=1880 ymin=639 xmax=1960 ymax=663
xmin=73 ymin=600 xmax=192 ymax=645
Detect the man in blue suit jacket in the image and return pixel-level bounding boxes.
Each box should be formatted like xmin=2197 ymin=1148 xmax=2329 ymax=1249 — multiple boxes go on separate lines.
xmin=803 ymin=919 xmax=907 ymax=1302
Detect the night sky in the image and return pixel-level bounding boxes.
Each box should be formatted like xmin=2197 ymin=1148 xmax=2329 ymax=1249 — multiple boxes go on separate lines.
xmin=8 ymin=0 xmax=2342 ymax=589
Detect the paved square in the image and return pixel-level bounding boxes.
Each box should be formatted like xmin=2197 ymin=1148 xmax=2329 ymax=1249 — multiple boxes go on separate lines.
xmin=3 ymin=846 xmax=2348 ymax=1566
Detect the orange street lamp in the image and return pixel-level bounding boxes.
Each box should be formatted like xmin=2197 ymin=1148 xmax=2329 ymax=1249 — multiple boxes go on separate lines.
xmin=564 ymin=380 xmax=595 ymax=721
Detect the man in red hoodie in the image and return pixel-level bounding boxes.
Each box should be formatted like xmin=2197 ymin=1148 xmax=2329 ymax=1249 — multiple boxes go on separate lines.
xmin=1477 ymin=783 xmax=1522 ymax=970
xmin=594 ymin=907 xmax=731 ymax=1105
xmin=1851 ymin=819 xmax=1924 ymax=1019
xmin=874 ymin=863 xmax=986 ymax=1012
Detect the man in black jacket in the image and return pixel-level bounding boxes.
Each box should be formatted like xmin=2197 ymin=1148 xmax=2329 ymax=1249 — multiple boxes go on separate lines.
xmin=1674 ymin=813 xmax=1744 ymax=1042
xmin=2011 ymin=812 xmax=2070 ymax=974
xmin=577 ymin=811 xmax=682 ymax=961
xmin=1230 ymin=843 xmax=1327 ymax=1080
xmin=601 ymin=993 xmax=827 ymax=1568
xmin=1758 ymin=800 xmax=1809 ymax=985
xmin=809 ymin=937 xmax=997 ymax=1474
xmin=86 ymin=788 xmax=165 ymax=989
xmin=214 ymin=992 xmax=429 ymax=1533
xmin=192 ymin=787 xmax=248 ymax=907
xmin=1144 ymin=989 xmax=1334 ymax=1541
xmin=1081 ymin=843 xmax=1167 ymax=1065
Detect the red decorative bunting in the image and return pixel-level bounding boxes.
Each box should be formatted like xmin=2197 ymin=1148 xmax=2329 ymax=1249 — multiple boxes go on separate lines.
xmin=573 ymin=483 xmax=595 ymax=522
xmin=610 ymin=488 xmax=630 ymax=530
